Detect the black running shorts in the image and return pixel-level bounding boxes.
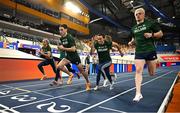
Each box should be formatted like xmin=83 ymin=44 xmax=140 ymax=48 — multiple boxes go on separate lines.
xmin=135 ymin=51 xmax=157 ymax=61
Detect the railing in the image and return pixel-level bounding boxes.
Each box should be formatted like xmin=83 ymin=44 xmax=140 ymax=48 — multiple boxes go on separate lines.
xmin=112 ymin=58 xmax=134 ymax=64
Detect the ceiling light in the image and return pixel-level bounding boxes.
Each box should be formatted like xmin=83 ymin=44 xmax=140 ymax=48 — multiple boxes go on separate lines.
xmin=65 ymin=2 xmax=81 ymax=14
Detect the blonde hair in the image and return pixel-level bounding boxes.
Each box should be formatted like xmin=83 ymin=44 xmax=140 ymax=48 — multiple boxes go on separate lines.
xmin=42 ymin=38 xmax=50 ymax=45
xmin=134 ymin=8 xmax=145 ymax=15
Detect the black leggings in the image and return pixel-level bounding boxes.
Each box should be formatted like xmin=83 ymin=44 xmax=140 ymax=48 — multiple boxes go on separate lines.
xmin=92 ymin=64 xmax=97 ymax=73
xmin=96 ymin=70 xmax=106 ymax=86
xmin=96 ymin=61 xmax=112 ymax=85
xmin=66 ymin=63 xmax=76 ymax=73
xmin=38 ymin=59 xmax=56 ymax=75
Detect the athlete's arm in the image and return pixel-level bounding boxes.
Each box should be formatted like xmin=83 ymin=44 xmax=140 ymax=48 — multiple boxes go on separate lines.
xmin=154 ymin=30 xmax=163 ymax=38
xmin=128 ymin=38 xmax=135 ymax=46
xmin=40 ymin=48 xmax=44 ymax=53
xmin=112 ymin=42 xmax=124 ymax=57
xmin=40 ymin=51 xmax=51 ymax=59
xmin=45 ymin=51 xmax=51 ymax=59
xmin=90 ymin=43 xmax=96 ymax=55
xmin=90 ymin=37 xmax=96 ymax=55
xmin=144 ymin=30 xmax=163 ymax=39
xmin=58 ymin=45 xmax=76 ymax=52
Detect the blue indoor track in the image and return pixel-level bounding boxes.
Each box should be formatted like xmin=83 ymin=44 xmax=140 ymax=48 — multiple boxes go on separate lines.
xmin=0 ymin=66 xmax=179 ymax=113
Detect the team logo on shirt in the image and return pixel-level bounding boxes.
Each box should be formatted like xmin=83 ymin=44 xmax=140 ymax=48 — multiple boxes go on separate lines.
xmin=97 ymin=46 xmax=108 ymax=52
xmin=61 ymin=39 xmax=68 ymax=45
xmin=134 ymin=24 xmax=147 ymax=33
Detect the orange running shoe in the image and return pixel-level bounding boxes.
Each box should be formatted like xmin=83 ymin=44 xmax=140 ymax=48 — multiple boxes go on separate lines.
xmin=86 ymin=83 xmax=91 ymax=91
xmin=40 ymin=75 xmax=47 ymax=80
xmin=67 ymin=74 xmax=73 ymax=85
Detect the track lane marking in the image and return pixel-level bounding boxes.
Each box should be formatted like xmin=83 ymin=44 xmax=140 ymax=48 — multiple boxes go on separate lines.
xmin=77 ymin=71 xmax=174 ymax=113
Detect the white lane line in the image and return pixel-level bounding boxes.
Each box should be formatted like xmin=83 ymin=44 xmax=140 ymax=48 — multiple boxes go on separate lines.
xmin=11 ymin=78 xmax=135 ymax=109
xmin=2 ymin=79 xmax=133 ymax=113
xmin=99 ymin=106 xmax=127 ymax=113
xmin=0 ymin=72 xmax=137 ymax=98
xmin=0 ymin=85 xmax=54 ymax=98
xmin=157 ymin=73 xmax=179 ymax=113
xmin=76 ymin=71 xmax=174 ymax=113
xmin=59 ymin=98 xmax=128 ymax=113
xmin=15 ymin=88 xmax=31 ymax=93
xmin=1 ymin=81 xmax=52 ymax=89
xmin=0 ymin=72 xmax=130 ymax=91
xmin=0 ymin=71 xmax=135 ymax=91
xmin=0 ymin=70 xmax=166 ymax=99
xmin=1 ymin=86 xmax=125 ymax=113
xmin=60 ymin=98 xmax=90 ymax=105
xmin=0 ymin=76 xmax=95 ymax=91
xmin=0 ymin=82 xmax=90 ymax=98
xmin=1 ymin=85 xmax=31 ymax=93
xmin=31 ymin=91 xmax=54 ymax=98
xmin=0 ymin=85 xmax=11 ymax=89
xmin=1 ymin=85 xmax=15 ymax=89
xmin=59 ymin=97 xmax=128 ymax=113
xmin=31 ymin=90 xmax=127 ymax=113
xmin=0 ymin=69 xmax=165 ymax=92
xmin=0 ymin=82 xmax=50 ymax=91
xmin=24 ymin=89 xmax=127 ymax=113
xmin=0 ymin=82 xmax=92 ymax=98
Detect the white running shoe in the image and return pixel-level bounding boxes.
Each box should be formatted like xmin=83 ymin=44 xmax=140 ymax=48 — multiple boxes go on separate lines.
xmin=109 ymin=83 xmax=114 ymax=90
xmin=94 ymin=86 xmax=99 ymax=91
xmin=50 ymin=79 xmax=63 ymax=86
xmin=114 ymin=74 xmax=117 ymax=81
xmin=49 ymin=81 xmax=58 ymax=86
xmin=103 ymin=79 xmax=108 ymax=87
xmin=57 ymin=79 xmax=63 ymax=85
xmin=133 ymin=94 xmax=143 ymax=102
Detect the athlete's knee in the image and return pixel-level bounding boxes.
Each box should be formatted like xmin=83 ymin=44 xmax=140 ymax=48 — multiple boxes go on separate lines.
xmin=57 ymin=64 xmax=64 ymax=70
xmin=78 ymin=68 xmax=84 ymax=73
xmin=38 ymin=63 xmax=42 ymax=68
xmin=136 ymin=68 xmax=143 ymax=74
xmin=100 ymin=67 xmax=104 ymax=72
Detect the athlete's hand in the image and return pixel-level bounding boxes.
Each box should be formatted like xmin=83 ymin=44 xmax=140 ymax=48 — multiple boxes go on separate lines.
xmin=91 ymin=36 xmax=95 ymax=43
xmin=58 ymin=45 xmax=65 ymax=51
xmin=39 ymin=51 xmax=43 ymax=55
xmin=144 ymin=33 xmax=153 ymax=38
xmin=36 ymin=49 xmax=40 ymax=53
xmin=128 ymin=41 xmax=133 ymax=46
xmin=91 ymin=37 xmax=94 ymax=43
xmin=38 ymin=50 xmax=43 ymax=55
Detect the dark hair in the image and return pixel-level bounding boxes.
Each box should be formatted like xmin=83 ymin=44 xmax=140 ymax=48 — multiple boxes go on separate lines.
xmin=60 ymin=24 xmax=68 ymax=29
xmin=97 ymin=33 xmax=105 ymax=38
